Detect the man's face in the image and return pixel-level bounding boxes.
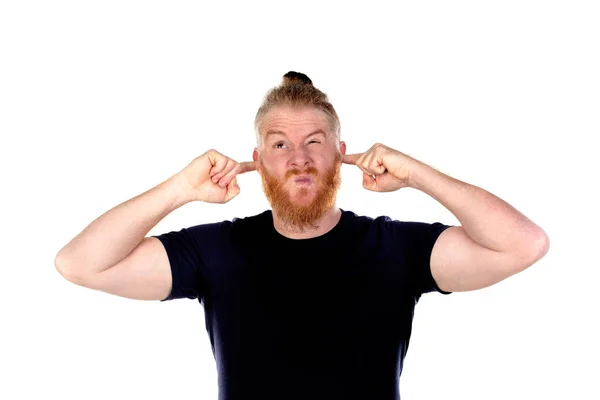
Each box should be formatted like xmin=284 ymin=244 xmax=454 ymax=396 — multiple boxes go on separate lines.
xmin=253 ymin=106 xmax=346 ymax=231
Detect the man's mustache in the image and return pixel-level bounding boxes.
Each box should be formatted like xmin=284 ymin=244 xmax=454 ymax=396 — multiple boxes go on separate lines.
xmin=285 ymin=167 xmax=319 ymax=179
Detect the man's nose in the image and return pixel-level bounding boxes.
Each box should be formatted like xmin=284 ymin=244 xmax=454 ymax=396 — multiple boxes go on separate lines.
xmin=290 ymin=147 xmax=310 ymax=169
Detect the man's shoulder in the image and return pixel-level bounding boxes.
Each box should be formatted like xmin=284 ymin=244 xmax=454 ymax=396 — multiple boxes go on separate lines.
xmin=228 ymin=209 xmax=273 ymax=236
xmin=173 ymin=210 xmax=272 ymax=249
xmin=231 ymin=209 xmax=272 ymax=226
xmin=341 ymin=208 xmax=390 ymax=227
xmin=341 ymin=210 xmax=432 ymax=237
xmin=343 ymin=209 xmax=427 ymax=226
xmin=180 ymin=210 xmax=271 ymax=236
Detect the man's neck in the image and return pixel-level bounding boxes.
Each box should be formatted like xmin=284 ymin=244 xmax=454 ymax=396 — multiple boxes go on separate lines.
xmin=272 ymin=206 xmax=342 ymax=239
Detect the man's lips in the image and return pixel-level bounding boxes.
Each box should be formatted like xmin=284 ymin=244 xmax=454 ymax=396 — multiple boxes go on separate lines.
xmin=293 ymin=175 xmax=313 ymax=184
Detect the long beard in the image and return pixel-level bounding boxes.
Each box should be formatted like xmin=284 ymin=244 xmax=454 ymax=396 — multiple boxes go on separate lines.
xmin=259 ymin=154 xmax=342 ymax=232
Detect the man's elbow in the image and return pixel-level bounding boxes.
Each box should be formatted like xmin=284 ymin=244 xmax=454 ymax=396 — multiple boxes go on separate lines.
xmin=521 ymin=230 xmax=550 ymax=268
xmin=55 ymin=253 xmax=81 ymax=283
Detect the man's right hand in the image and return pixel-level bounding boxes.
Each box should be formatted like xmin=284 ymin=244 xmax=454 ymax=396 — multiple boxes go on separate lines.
xmin=175 ymin=149 xmax=257 ymax=204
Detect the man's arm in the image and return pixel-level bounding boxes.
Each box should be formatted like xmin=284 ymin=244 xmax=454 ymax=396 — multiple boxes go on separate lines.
xmin=342 ymin=143 xmax=549 ymax=293
xmin=410 ymin=160 xmax=550 ymax=292
xmin=55 ymin=150 xmax=255 ymax=300
xmin=55 ymin=174 xmax=191 ymax=278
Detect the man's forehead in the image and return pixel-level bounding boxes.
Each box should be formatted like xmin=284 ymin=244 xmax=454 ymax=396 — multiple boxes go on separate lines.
xmin=261 ymin=107 xmax=332 ymax=136
xmin=263 ymin=106 xmax=328 ymax=123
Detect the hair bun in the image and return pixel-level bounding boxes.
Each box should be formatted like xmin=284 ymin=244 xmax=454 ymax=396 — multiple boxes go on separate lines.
xmin=282 ymin=71 xmax=313 ymax=86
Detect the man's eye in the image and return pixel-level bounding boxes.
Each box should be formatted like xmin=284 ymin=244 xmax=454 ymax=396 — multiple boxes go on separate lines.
xmin=274 ymin=142 xmax=286 ymax=149
xmin=308 ymin=140 xmax=321 ymax=144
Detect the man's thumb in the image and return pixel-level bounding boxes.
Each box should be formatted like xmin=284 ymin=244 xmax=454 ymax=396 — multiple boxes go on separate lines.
xmin=225 ymin=178 xmax=241 ymax=202
xmin=362 ymin=173 xmax=377 ymax=191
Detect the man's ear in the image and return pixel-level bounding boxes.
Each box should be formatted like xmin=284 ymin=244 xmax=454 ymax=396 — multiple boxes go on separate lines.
xmin=339 ymin=141 xmax=347 ymax=156
xmin=252 ymin=148 xmax=261 ymax=175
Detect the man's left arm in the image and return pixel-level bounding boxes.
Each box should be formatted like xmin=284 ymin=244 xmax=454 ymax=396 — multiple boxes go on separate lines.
xmin=409 ymin=159 xmax=549 ymax=292
xmin=343 ymin=143 xmax=550 ymax=293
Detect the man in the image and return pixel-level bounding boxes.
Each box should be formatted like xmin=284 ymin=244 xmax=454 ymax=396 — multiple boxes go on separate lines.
xmin=55 ymin=71 xmax=549 ymax=400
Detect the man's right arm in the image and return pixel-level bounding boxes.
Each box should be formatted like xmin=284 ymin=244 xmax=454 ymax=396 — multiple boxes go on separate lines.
xmin=54 ymin=150 xmax=255 ymax=301
xmin=54 ymin=174 xmax=192 ymax=300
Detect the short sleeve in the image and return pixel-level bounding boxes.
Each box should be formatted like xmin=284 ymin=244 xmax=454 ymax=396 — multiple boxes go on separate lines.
xmin=407 ymin=221 xmax=454 ymax=296
xmin=151 ymin=222 xmax=223 ymax=302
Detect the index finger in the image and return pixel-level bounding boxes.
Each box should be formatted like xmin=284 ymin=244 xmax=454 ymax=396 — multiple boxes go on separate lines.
xmin=342 ymin=153 xmax=362 ymax=165
xmin=237 ymin=161 xmax=257 ymax=174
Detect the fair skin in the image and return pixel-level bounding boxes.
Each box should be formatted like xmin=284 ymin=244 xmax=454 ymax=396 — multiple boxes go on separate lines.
xmin=253 ymin=105 xmax=347 ymax=239
xmin=56 ymin=105 xmax=548 ymax=300
xmin=255 ymin=105 xmax=549 ymax=292
xmin=343 ymin=145 xmax=549 ymax=293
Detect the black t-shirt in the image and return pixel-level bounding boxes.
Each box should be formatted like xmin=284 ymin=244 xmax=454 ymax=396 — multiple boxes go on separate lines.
xmin=152 ymin=209 xmax=453 ymax=400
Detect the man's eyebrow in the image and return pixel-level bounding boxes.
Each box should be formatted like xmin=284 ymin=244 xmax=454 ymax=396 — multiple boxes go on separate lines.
xmin=264 ymin=129 xmax=327 ymax=139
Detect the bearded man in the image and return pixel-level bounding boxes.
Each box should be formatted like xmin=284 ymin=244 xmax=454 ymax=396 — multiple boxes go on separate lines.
xmin=55 ymin=71 xmax=549 ymax=400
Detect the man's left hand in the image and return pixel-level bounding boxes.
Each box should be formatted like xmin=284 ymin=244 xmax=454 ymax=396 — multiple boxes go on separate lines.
xmin=342 ymin=143 xmax=420 ymax=192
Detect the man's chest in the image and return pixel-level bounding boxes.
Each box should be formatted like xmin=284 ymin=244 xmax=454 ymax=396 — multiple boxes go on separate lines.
xmin=207 ymin=245 xmax=416 ymax=347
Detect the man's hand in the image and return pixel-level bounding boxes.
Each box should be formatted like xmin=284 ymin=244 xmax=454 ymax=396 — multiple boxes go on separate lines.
xmin=176 ymin=149 xmax=257 ymax=204
xmin=342 ymin=143 xmax=420 ymax=192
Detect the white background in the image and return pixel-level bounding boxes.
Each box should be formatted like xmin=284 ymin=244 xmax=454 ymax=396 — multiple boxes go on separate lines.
xmin=1 ymin=1 xmax=598 ymax=399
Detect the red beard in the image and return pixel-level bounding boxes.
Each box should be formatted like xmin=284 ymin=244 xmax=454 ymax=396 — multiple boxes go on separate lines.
xmin=259 ymin=154 xmax=342 ymax=232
